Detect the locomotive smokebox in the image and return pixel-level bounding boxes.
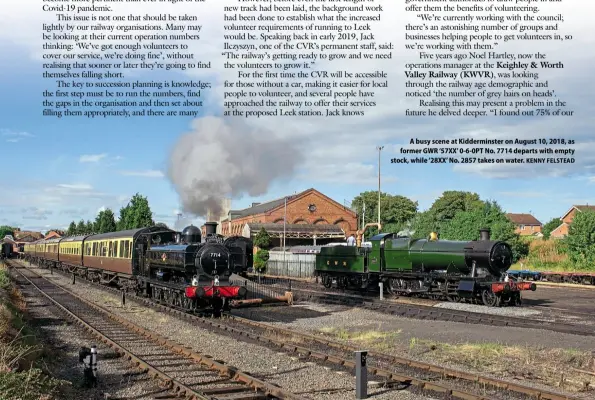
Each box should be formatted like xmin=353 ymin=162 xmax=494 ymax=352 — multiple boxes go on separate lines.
xmin=182 ymin=225 xmax=201 ymax=244
xmin=479 ymin=228 xmax=491 ymax=241
xmin=204 ymin=222 xmax=218 ymax=236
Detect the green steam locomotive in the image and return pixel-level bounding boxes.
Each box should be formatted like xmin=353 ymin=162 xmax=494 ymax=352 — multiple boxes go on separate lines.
xmin=315 ymin=227 xmax=536 ymax=307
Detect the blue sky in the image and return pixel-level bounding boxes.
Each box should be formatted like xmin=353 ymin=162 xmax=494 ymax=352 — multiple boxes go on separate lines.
xmin=1 ymin=1 xmax=593 ymax=233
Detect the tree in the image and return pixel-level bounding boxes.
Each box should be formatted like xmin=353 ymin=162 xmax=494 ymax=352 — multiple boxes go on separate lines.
xmin=440 ymin=200 xmax=529 ymax=262
xmin=254 ymin=227 xmax=271 ymax=249
xmin=541 ymin=217 xmax=561 ymax=240
xmin=253 ymin=227 xmax=271 ymax=271
xmin=429 ymin=191 xmax=482 ymax=222
xmin=76 ymin=219 xmax=86 ymax=235
xmin=564 ymin=210 xmax=595 ymax=270
xmin=94 ymin=208 xmax=117 ymax=233
xmin=410 ymin=191 xmax=483 ymax=238
xmin=0 ymin=225 xmax=17 ymax=239
xmin=350 ymin=191 xmax=418 ymax=235
xmin=66 ymin=221 xmax=77 ymax=236
xmin=155 ymin=222 xmax=169 ymax=229
xmin=86 ymin=220 xmax=95 ymax=233
xmin=118 ymin=193 xmax=154 ymax=230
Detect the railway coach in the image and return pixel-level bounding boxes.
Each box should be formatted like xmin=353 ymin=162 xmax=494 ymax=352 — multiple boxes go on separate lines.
xmin=22 ymin=223 xmax=252 ymax=314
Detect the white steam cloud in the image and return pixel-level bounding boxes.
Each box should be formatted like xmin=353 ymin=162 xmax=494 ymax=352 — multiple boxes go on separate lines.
xmin=167 ymin=116 xmax=303 ymax=219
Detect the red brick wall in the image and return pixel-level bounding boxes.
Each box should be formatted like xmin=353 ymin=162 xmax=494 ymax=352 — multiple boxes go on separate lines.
xmin=550 ymin=223 xmax=568 ymax=238
xmin=514 ymin=225 xmax=542 ymax=235
xmin=562 ymin=209 xmax=577 ymax=224
xmin=220 ymin=190 xmax=357 ymax=237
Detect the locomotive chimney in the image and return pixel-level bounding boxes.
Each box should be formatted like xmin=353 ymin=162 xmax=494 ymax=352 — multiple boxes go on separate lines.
xmin=479 ymin=228 xmax=491 ymax=241
xmin=204 ymin=222 xmax=218 ymax=236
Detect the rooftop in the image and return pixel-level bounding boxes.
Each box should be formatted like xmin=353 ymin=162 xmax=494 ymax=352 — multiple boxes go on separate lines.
xmin=506 ymin=213 xmax=542 ymax=225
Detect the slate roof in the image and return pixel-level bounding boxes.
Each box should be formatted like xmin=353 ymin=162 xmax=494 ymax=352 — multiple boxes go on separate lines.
xmin=229 ymin=189 xmax=312 ymax=219
xmin=246 ymin=223 xmax=343 ymax=234
xmin=506 ymin=213 xmax=542 ymax=225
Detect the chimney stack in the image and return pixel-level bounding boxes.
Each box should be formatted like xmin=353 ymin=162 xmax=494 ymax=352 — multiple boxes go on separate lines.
xmin=204 ymin=222 xmax=218 ymax=236
xmin=479 ymin=228 xmax=491 ymax=241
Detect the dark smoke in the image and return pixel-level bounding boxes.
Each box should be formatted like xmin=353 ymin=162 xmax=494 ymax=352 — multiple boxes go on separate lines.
xmin=167 ymin=116 xmax=303 ymax=218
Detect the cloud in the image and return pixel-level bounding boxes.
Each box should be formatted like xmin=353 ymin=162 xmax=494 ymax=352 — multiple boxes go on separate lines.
xmin=20 ymin=207 xmax=52 ymax=221
xmin=2 ymin=1 xmax=594 ymax=186
xmin=119 ymin=170 xmax=164 ymax=178
xmin=79 ymin=153 xmax=107 ymax=163
xmin=297 ymin=162 xmax=396 ymax=185
xmin=2 ymin=129 xmax=34 ymax=143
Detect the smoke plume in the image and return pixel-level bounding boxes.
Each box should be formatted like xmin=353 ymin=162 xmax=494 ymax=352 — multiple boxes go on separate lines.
xmin=167 ymin=116 xmax=303 ymax=219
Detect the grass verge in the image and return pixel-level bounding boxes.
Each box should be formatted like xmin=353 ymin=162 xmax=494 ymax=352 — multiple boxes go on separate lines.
xmin=0 ymin=262 xmax=65 ymax=400
xmin=319 ymin=327 xmax=595 ymax=393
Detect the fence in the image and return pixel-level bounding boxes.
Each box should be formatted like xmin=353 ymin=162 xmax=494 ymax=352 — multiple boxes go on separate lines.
xmin=264 ymin=251 xmax=317 ymax=278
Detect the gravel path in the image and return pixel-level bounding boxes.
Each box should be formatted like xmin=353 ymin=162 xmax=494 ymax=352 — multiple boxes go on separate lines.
xmin=13 ymin=271 xmax=170 ymax=400
xmin=240 ymin=303 xmax=595 ymax=351
xmin=25 ymin=266 xmax=438 ymax=400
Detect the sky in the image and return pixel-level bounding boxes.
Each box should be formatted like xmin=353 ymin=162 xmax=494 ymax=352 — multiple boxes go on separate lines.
xmin=0 ymin=1 xmax=593 ymax=234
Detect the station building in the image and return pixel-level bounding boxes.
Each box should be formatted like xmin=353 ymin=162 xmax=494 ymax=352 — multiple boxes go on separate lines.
xmin=203 ymin=188 xmax=358 ymax=247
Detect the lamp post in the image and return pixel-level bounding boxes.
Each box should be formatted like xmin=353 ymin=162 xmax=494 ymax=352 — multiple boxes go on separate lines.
xmin=376 ymin=145 xmax=384 ymax=231
xmin=283 ymin=196 xmax=287 ymax=274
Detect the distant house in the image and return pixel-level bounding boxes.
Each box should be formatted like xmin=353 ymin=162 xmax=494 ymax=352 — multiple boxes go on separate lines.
xmin=506 ymin=213 xmax=543 ymax=236
xmin=550 ymin=205 xmax=595 ymax=239
xmin=44 ymin=230 xmax=64 ymax=239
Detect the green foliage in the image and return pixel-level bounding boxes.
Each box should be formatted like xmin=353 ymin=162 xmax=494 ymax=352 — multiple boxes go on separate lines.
xmin=430 ymin=190 xmax=482 ymax=221
xmin=564 ymin=210 xmax=595 ymax=270
xmin=253 ymin=249 xmax=269 ymax=271
xmin=254 ymin=227 xmax=271 ymax=249
xmin=410 ymin=191 xmax=482 ymax=238
xmin=66 ymin=221 xmax=77 ymax=236
xmin=439 ymin=200 xmax=528 ymax=262
xmin=0 ymin=268 xmax=10 ymax=290
xmin=0 ymin=368 xmax=63 ymax=400
xmin=351 ymin=191 xmax=418 ymax=236
xmin=75 ymin=219 xmax=86 ymax=235
xmin=118 ymin=193 xmax=155 ymax=230
xmin=541 ymin=217 xmax=561 ymax=240
xmin=0 ymin=226 xmax=16 ymax=239
xmin=94 ymin=208 xmax=117 ymax=234
xmin=86 ymin=220 xmax=95 ymax=233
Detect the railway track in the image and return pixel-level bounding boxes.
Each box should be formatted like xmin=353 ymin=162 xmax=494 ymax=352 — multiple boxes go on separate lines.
xmin=9 ymin=263 xmax=305 ymax=400
xmin=10 ymin=260 xmax=587 ymax=400
xmin=254 ymin=279 xmax=595 ymax=337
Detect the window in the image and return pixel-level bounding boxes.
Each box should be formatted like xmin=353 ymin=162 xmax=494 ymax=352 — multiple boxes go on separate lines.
xmin=519 ymin=225 xmax=525 ymax=230
xmin=119 ymin=241 xmax=125 ymax=258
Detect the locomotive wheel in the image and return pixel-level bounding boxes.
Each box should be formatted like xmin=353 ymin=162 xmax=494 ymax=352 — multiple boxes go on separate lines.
xmin=481 ymin=290 xmax=500 ymax=307
xmin=446 ymin=294 xmax=460 ymax=302
xmin=322 ymin=276 xmax=332 ymax=288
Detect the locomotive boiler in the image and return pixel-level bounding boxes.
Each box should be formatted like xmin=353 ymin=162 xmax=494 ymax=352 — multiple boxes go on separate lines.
xmin=315 ymin=228 xmax=536 ymax=307
xmin=23 ymin=222 xmax=252 ymax=315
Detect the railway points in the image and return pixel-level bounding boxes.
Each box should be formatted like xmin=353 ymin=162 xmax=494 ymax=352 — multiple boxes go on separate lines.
xmin=10 ymin=259 xmax=593 ymax=400
xmin=10 ymin=262 xmax=304 ymax=400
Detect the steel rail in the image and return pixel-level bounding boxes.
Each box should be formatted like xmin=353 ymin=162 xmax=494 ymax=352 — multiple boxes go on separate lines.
xmin=14 ymin=260 xmax=585 ymax=400
xmin=10 ymin=263 xmax=305 ymax=400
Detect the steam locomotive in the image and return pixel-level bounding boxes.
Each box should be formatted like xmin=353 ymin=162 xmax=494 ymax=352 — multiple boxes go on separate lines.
xmin=23 ymin=222 xmax=252 ymax=314
xmin=315 ymin=228 xmax=536 ymax=307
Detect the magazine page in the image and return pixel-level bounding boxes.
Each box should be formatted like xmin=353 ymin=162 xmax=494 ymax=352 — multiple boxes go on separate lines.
xmin=1 ymin=0 xmax=593 ymax=399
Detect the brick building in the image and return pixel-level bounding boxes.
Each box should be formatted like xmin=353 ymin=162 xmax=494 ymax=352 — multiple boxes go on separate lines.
xmin=204 ymin=188 xmax=358 ymax=246
xmin=506 ymin=213 xmax=543 ymax=236
xmin=550 ymin=205 xmax=595 ymax=238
